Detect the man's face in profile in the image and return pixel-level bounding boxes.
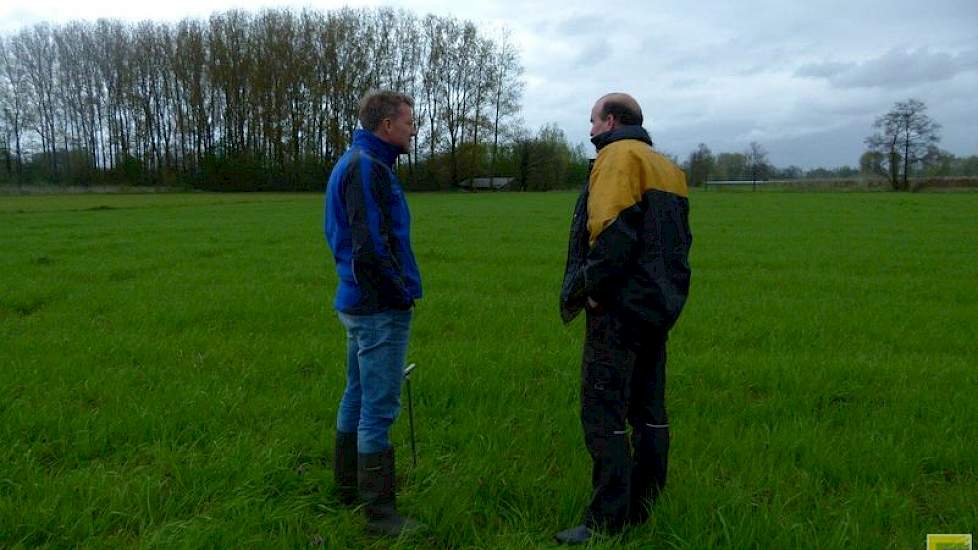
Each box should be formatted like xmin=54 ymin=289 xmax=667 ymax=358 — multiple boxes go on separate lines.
xmin=589 ymin=100 xmax=614 ymax=138
xmin=385 ymin=104 xmax=417 ymax=153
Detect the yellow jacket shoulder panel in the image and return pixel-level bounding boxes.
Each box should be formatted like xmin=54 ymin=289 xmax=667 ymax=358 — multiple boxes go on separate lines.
xmin=587 ymin=140 xmax=687 ymax=245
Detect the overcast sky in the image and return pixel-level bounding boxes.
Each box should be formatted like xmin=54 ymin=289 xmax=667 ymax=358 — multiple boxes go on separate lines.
xmin=2 ymin=0 xmax=976 ymax=168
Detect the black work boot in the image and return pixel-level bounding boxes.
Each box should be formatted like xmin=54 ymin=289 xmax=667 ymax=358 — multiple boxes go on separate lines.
xmin=333 ymin=431 xmax=358 ymax=506
xmin=554 ymin=524 xmax=596 ymax=545
xmin=628 ymin=423 xmax=669 ymax=525
xmin=358 ymin=447 xmax=425 ymax=537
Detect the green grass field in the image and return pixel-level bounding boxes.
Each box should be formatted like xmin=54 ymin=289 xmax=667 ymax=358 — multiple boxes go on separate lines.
xmin=2 ymin=190 xmax=976 ymax=548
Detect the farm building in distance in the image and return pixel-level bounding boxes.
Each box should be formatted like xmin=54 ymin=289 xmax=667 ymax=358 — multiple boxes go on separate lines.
xmin=455 ymin=177 xmax=514 ymax=191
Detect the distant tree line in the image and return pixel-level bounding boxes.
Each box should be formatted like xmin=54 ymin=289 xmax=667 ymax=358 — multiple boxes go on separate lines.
xmin=683 ymin=142 xmax=861 ymax=185
xmin=683 ymin=99 xmax=978 ymax=191
xmin=409 ymin=122 xmax=590 ymax=192
xmin=8 ymin=12 xmax=966 ymax=195
xmin=0 ymin=8 xmax=544 ymax=191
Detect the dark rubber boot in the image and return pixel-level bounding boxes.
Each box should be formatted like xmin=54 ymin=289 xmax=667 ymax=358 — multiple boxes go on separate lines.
xmin=628 ymin=423 xmax=669 ymax=525
xmin=333 ymin=431 xmax=358 ymax=506
xmin=554 ymin=524 xmax=596 ymax=545
xmin=358 ymin=447 xmax=425 ymax=537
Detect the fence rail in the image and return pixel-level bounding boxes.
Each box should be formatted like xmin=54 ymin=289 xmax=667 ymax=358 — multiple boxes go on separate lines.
xmin=703 ymin=179 xmax=773 ymax=190
xmin=702 ymin=179 xmax=867 ymax=190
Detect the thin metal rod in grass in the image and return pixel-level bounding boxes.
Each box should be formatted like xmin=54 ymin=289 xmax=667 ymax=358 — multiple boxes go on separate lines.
xmin=403 ymin=362 xmax=418 ymax=467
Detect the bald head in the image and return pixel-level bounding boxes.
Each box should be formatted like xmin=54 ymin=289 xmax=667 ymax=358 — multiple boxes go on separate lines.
xmin=596 ymin=93 xmax=643 ymax=126
xmin=589 ymin=92 xmax=644 ymax=138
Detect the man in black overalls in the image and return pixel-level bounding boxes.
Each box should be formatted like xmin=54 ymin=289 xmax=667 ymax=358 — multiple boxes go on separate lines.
xmin=557 ymin=92 xmax=693 ymax=545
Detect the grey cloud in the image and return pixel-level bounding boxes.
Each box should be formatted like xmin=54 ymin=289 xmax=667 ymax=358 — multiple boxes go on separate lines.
xmin=795 ymin=61 xmax=853 ymax=79
xmin=802 ymin=96 xmax=879 ymax=119
xmin=554 ymin=14 xmax=592 ymax=36
xmin=837 ymin=48 xmax=959 ymax=87
xmin=958 ymin=48 xmax=978 ymax=70
xmin=665 ymin=117 xmax=874 ymax=169
xmin=0 ymin=9 xmax=45 ymax=34
xmin=799 ymin=48 xmax=975 ymax=89
xmin=533 ymin=12 xmax=598 ymax=37
xmin=764 ymin=121 xmax=871 ymax=169
xmin=654 ymin=34 xmax=807 ymax=78
xmin=573 ymin=38 xmax=607 ymax=67
xmin=671 ymin=77 xmax=705 ymax=89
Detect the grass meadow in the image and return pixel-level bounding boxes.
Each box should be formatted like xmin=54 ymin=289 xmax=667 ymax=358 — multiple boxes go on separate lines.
xmin=1 ymin=190 xmax=977 ymax=548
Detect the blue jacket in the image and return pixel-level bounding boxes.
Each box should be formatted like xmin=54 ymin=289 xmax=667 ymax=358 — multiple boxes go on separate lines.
xmin=324 ymin=129 xmax=422 ymax=314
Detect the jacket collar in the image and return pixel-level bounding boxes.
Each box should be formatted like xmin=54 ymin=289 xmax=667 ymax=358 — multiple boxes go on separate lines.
xmin=590 ymin=125 xmax=654 ymax=152
xmin=352 ymin=129 xmax=402 ymax=167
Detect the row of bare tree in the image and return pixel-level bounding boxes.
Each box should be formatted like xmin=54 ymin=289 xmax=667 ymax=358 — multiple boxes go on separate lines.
xmin=0 ymin=8 xmax=524 ymax=190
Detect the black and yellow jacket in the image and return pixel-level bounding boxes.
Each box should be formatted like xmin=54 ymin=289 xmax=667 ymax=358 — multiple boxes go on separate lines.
xmin=560 ymin=125 xmax=692 ymax=331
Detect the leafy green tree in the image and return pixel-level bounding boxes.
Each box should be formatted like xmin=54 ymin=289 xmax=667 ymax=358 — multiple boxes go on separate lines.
xmin=0 ymin=9 xmax=525 ymax=189
xmin=865 ymin=98 xmax=941 ymax=191
xmin=714 ymin=152 xmax=747 ymax=180
xmin=956 ymin=155 xmax=978 ymax=176
xmin=859 ymin=150 xmax=884 ymax=177
xmin=684 ymin=142 xmax=714 ymax=186
xmin=921 ymin=147 xmax=953 ymax=177
xmin=775 ymin=165 xmax=802 ymax=179
xmin=744 ymin=141 xmax=770 ymax=182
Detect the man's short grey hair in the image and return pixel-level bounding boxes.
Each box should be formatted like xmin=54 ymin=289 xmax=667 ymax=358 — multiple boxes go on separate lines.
xmin=358 ymin=90 xmax=414 ymax=131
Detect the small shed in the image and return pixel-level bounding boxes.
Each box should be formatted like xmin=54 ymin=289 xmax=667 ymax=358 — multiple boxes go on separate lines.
xmin=456 ymin=177 xmax=514 ymax=191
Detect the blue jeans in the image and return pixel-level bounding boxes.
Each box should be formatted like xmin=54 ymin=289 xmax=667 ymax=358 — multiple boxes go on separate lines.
xmin=335 ymin=309 xmax=412 ymax=454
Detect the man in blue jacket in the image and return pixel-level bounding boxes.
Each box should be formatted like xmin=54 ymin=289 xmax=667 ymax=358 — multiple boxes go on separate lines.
xmin=324 ymin=90 xmax=423 ymax=537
